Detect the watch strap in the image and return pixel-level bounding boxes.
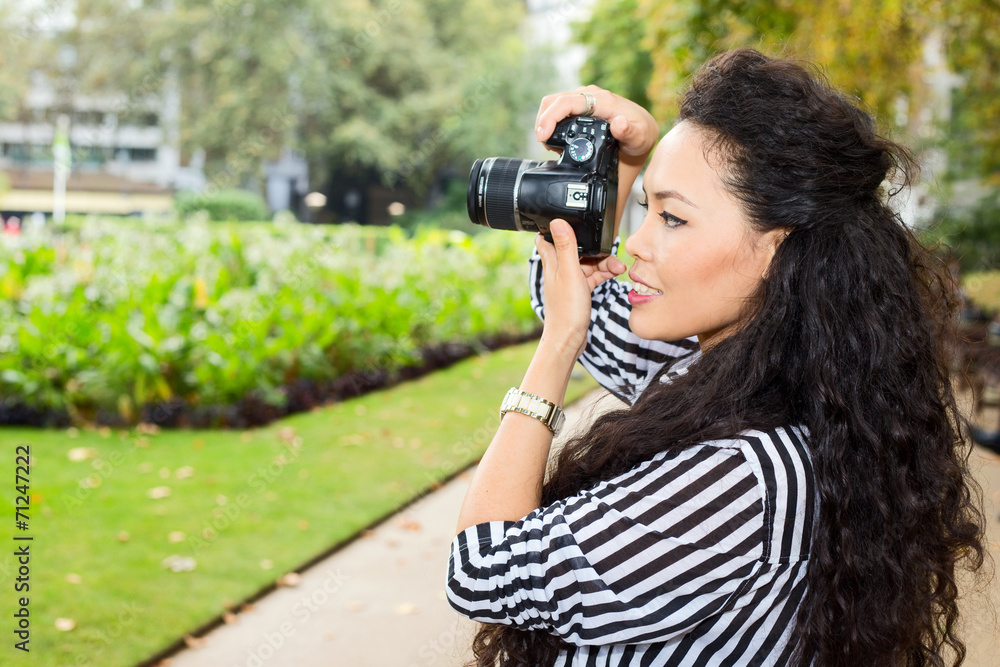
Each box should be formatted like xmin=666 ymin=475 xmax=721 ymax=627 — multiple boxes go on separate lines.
xmin=499 ymin=387 xmax=566 ymax=436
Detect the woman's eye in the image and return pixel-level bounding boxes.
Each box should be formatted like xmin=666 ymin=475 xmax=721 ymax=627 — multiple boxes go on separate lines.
xmin=659 ymin=212 xmax=687 ymax=228
xmin=638 ymin=197 xmax=686 ymax=228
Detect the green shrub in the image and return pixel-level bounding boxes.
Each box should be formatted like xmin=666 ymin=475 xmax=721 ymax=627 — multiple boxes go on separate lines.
xmin=0 ymin=218 xmax=538 ymax=422
xmin=920 ymin=191 xmax=1000 ymax=272
xmin=175 ymin=188 xmax=270 ymax=222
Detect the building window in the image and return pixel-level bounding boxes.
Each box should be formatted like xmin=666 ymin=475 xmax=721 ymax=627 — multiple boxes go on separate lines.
xmin=128 ymin=147 xmax=157 ymax=162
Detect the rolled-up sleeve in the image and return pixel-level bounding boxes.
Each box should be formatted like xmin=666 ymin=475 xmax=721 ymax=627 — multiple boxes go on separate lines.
xmin=528 ymin=238 xmax=698 ymax=403
xmin=446 ymin=442 xmax=767 ymax=646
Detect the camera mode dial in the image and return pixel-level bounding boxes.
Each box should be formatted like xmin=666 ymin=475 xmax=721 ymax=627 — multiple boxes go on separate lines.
xmin=567 ymin=136 xmax=594 ymax=163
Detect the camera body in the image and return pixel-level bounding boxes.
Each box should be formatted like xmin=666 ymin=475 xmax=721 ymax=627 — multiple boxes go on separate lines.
xmin=467 ymin=116 xmax=619 ymax=256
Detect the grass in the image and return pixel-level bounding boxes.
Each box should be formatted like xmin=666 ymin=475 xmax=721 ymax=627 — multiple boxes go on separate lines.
xmin=0 ymin=341 xmax=598 ymax=666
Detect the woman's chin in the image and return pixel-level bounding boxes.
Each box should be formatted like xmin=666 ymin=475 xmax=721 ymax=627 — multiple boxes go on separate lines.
xmin=628 ymin=315 xmax=674 ymax=343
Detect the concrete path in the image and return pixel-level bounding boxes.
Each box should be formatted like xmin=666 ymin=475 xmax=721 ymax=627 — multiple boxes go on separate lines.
xmin=162 ymin=388 xmax=1000 ymax=667
xmin=163 ymin=389 xmax=621 ymax=667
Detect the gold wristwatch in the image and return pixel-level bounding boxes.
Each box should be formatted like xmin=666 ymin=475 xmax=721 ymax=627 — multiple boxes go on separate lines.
xmin=499 ymin=387 xmax=566 ymax=436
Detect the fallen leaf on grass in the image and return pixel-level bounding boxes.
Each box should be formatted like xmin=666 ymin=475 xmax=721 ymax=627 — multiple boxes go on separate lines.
xmin=66 ymin=427 xmax=79 ymax=438
xmin=297 ymin=519 xmax=309 ymax=530
xmin=183 ymin=635 xmax=206 ymax=649
xmin=79 ymin=476 xmax=101 ymax=489
xmin=55 ymin=618 xmax=76 ymax=631
xmin=161 ymin=555 xmax=197 ymax=572
xmin=137 ymin=422 xmax=160 ymax=435
xmin=168 ymin=531 xmax=186 ymax=543
xmin=117 ymin=531 xmax=130 ymax=542
xmin=67 ymin=447 xmax=97 ymax=462
xmin=277 ymin=427 xmax=296 ymax=444
xmin=260 ymin=559 xmax=273 ymax=570
xmin=175 ymin=466 xmax=195 ymax=479
xmin=65 ymin=573 xmax=82 ymax=584
xmin=223 ymin=611 xmax=238 ymax=625
xmin=340 ymin=433 xmax=365 ymax=447
xmin=138 ymin=462 xmax=153 ymax=473
xmin=147 ymin=486 xmax=171 ymax=499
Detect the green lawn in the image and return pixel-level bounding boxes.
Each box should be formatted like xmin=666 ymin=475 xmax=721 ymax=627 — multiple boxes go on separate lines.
xmin=0 ymin=341 xmax=598 ymax=666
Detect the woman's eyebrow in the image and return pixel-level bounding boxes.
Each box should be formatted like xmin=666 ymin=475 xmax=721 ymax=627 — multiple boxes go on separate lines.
xmin=650 ymin=189 xmax=699 ymax=209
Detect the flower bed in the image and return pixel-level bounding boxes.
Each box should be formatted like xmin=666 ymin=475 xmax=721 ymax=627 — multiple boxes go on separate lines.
xmin=0 ymin=217 xmax=538 ymax=426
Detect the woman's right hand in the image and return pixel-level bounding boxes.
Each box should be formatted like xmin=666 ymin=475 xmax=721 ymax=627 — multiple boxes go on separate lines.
xmin=534 ymin=86 xmax=659 ymax=160
xmin=535 ymin=86 xmax=659 ymax=239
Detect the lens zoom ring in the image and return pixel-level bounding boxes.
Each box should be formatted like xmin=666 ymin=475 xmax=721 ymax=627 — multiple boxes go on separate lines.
xmin=483 ymin=158 xmax=521 ymax=230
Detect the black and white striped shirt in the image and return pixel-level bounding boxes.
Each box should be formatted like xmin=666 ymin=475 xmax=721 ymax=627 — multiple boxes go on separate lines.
xmin=447 ymin=242 xmax=815 ymax=665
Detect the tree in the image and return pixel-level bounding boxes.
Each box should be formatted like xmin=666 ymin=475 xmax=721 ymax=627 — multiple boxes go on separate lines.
xmin=574 ymin=0 xmax=999 ymax=181
xmin=938 ymin=0 xmax=1000 ymax=178
xmin=2 ymin=0 xmax=549 ymax=197
xmin=573 ymin=0 xmax=654 ymax=112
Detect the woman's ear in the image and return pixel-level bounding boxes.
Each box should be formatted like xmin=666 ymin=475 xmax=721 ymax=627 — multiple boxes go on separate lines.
xmin=760 ymin=227 xmax=792 ymax=276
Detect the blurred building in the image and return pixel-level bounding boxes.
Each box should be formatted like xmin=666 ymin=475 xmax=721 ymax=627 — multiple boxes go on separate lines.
xmin=0 ymin=70 xmax=307 ymax=220
xmin=0 ymin=70 xmax=182 ymax=218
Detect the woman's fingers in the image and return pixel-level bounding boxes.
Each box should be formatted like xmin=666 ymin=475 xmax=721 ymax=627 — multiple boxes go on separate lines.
xmin=582 ymin=254 xmax=627 ymax=291
xmin=534 ymin=220 xmax=580 ymax=274
xmin=535 ymin=86 xmax=658 ymax=158
xmin=537 ymin=221 xmax=626 ymax=294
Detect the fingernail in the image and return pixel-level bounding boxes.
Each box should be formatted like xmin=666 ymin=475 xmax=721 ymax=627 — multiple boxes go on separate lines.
xmin=536 ymin=126 xmax=543 ymax=139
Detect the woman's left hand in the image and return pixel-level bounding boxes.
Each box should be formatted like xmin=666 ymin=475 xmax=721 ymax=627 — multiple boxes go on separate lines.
xmin=535 ymin=219 xmax=627 ymax=361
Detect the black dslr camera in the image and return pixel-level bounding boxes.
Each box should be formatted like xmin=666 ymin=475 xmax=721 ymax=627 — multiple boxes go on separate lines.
xmin=466 ymin=116 xmax=619 ymax=257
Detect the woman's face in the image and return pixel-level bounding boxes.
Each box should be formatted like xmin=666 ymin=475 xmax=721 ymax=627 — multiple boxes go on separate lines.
xmin=623 ymin=121 xmax=785 ymax=349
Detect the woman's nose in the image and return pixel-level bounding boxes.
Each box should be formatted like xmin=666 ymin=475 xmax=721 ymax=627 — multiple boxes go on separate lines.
xmin=624 ymin=216 xmax=652 ymax=261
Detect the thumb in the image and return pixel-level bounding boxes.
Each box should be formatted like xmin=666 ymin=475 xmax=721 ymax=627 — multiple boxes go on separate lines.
xmin=549 ymin=219 xmax=579 ymax=260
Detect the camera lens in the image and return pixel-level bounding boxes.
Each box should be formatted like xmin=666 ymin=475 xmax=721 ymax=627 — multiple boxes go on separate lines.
xmin=467 ymin=157 xmax=541 ymax=231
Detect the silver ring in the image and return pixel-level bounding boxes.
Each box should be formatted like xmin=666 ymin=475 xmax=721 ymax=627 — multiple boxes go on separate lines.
xmin=580 ymin=91 xmax=596 ymax=117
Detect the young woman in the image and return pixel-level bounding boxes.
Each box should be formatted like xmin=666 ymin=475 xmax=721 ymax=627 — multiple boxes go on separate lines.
xmin=447 ymin=49 xmax=986 ymax=666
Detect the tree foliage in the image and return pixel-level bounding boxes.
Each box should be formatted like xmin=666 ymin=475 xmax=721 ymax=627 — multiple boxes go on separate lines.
xmin=1 ymin=0 xmax=549 ymax=194
xmin=574 ymin=0 xmax=1000 ymax=179
xmin=573 ymin=0 xmax=654 ymax=112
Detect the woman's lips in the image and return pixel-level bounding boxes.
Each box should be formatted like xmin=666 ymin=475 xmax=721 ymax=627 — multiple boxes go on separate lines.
xmin=628 ymin=272 xmax=662 ymax=306
xmin=627 ymin=289 xmax=661 ymax=306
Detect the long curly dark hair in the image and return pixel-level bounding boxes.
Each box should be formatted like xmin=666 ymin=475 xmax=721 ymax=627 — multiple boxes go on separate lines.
xmin=467 ymin=49 xmax=986 ymax=666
